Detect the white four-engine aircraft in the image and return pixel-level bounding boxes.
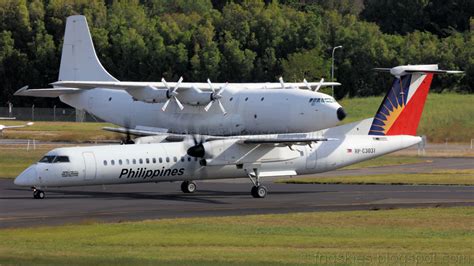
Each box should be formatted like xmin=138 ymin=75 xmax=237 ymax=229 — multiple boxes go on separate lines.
xmin=15 ymin=15 xmax=346 ymax=136
xmin=14 ymin=65 xmax=462 ymax=199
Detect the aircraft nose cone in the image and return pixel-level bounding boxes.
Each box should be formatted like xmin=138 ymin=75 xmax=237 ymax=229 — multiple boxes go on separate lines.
xmin=14 ymin=165 xmax=37 ymax=186
xmin=337 ymin=107 xmax=347 ymax=121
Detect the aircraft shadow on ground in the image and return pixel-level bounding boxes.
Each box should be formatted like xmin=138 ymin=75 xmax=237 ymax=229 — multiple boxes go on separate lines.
xmin=4 ymin=188 xmax=332 ymax=203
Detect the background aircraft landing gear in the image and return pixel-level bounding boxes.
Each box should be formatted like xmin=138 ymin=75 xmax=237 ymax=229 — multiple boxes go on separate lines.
xmin=247 ymin=168 xmax=267 ymax=198
xmin=181 ymin=181 xmax=196 ymax=193
xmin=33 ymin=188 xmax=45 ymax=199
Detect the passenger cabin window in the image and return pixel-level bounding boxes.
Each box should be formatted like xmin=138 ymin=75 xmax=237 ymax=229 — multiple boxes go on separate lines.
xmin=166 ymin=157 xmax=170 ymax=163
xmin=146 ymin=158 xmax=150 ymax=164
xmin=173 ymin=157 xmax=178 ymax=162
xmin=103 ymin=160 xmax=107 ymax=166
xmin=126 ymin=159 xmax=130 ymax=165
xmin=181 ymin=157 xmax=185 ymax=162
xmin=111 ymin=160 xmax=115 ymax=165
xmin=159 ymin=158 xmax=163 ymax=163
xmin=152 ymin=158 xmax=156 ymax=164
xmin=139 ymin=159 xmax=143 ymax=164
xmin=132 ymin=159 xmax=136 ymax=164
xmin=119 ymin=159 xmax=123 ymax=165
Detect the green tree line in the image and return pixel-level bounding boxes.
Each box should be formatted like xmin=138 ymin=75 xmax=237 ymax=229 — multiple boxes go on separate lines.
xmin=0 ymin=0 xmax=472 ymax=107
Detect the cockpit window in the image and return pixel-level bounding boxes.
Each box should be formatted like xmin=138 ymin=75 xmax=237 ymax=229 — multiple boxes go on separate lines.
xmin=309 ymin=97 xmax=335 ymax=105
xmin=39 ymin=155 xmax=69 ymax=163
xmin=39 ymin=156 xmax=56 ymax=163
xmin=54 ymin=156 xmax=70 ymax=163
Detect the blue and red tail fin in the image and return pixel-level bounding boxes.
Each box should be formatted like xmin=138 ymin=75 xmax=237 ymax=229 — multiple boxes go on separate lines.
xmin=321 ymin=65 xmax=462 ymax=137
xmin=368 ymin=72 xmax=433 ymax=136
xmin=368 ymin=64 xmax=463 ymax=136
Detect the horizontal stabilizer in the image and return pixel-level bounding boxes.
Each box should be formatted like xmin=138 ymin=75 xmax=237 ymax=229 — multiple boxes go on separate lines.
xmin=374 ymin=64 xmax=464 ymax=77
xmin=14 ymin=86 xmax=82 ymax=98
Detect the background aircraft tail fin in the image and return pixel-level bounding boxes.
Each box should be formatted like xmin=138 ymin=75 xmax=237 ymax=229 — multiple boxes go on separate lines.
xmin=58 ymin=15 xmax=117 ymax=82
xmin=368 ymin=64 xmax=462 ymax=136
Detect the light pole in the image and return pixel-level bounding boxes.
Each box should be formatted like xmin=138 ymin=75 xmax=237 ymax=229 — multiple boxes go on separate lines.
xmin=331 ymin=45 xmax=342 ymax=97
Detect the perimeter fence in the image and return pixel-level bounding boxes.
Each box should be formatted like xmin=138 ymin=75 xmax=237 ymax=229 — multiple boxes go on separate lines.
xmin=0 ymin=106 xmax=102 ymax=122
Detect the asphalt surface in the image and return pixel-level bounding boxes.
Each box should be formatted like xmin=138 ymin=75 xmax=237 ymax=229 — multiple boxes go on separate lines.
xmin=1 ymin=157 xmax=473 ymax=228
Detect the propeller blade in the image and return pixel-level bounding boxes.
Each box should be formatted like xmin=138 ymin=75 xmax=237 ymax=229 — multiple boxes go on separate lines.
xmin=161 ymin=99 xmax=171 ymax=111
xmin=315 ymin=78 xmax=324 ymax=92
xmin=207 ymin=78 xmax=216 ymax=93
xmin=217 ymin=82 xmax=228 ymax=96
xmin=173 ymin=76 xmax=183 ymax=92
xmin=204 ymin=101 xmax=213 ymax=112
xmin=218 ymin=100 xmax=227 ymax=115
xmin=161 ymin=78 xmax=170 ymax=89
xmin=174 ymin=97 xmax=184 ymax=110
xmin=303 ymin=78 xmax=312 ymax=90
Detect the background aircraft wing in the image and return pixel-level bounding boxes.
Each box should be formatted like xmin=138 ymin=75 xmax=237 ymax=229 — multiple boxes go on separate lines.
xmin=51 ymin=81 xmax=340 ymax=91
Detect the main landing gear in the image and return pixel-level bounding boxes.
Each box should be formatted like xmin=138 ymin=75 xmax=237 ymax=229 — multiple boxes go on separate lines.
xmin=181 ymin=181 xmax=197 ymax=193
xmin=247 ymin=168 xmax=267 ymax=198
xmin=32 ymin=188 xmax=45 ymax=199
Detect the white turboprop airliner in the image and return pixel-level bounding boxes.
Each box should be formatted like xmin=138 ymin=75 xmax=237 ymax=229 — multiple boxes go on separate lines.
xmin=14 ymin=65 xmax=462 ymax=199
xmin=15 ymin=15 xmax=346 ymax=136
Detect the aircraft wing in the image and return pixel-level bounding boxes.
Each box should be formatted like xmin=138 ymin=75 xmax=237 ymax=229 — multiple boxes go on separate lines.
xmin=238 ymin=137 xmax=337 ymax=146
xmin=51 ymin=80 xmax=341 ymax=91
xmin=15 ymin=86 xmax=82 ymax=98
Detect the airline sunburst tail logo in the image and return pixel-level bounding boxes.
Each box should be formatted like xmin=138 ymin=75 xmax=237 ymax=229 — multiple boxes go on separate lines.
xmin=369 ymin=73 xmax=434 ymax=136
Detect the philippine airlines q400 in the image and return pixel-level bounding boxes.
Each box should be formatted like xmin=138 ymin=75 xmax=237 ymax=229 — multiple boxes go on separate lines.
xmin=15 ymin=64 xmax=462 ymax=198
xmin=15 ymin=15 xmax=346 ymax=136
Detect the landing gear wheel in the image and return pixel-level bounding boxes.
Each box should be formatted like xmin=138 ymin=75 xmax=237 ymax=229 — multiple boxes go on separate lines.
xmin=251 ymin=186 xmax=267 ymax=198
xmin=181 ymin=181 xmax=196 ymax=193
xmin=33 ymin=189 xmax=45 ymax=199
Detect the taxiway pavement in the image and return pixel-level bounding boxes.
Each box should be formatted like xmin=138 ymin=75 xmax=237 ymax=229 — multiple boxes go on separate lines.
xmin=1 ymin=157 xmax=473 ymax=228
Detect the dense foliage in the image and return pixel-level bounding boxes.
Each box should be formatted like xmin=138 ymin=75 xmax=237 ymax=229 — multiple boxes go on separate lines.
xmin=0 ymin=0 xmax=472 ymax=106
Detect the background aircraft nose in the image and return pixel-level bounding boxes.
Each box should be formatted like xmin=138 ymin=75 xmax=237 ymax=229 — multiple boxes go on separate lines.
xmin=14 ymin=165 xmax=37 ymax=186
xmin=337 ymin=107 xmax=347 ymax=121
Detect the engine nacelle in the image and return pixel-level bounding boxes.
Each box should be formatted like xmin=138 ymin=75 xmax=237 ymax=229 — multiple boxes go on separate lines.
xmin=178 ymin=87 xmax=213 ymax=106
xmin=126 ymin=86 xmax=168 ymax=103
xmin=187 ymin=139 xmax=301 ymax=166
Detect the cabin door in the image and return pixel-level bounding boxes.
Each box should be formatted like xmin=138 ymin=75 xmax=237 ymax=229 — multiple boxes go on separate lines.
xmin=82 ymin=152 xmax=97 ymax=180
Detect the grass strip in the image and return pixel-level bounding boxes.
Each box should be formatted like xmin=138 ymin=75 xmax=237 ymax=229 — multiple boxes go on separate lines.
xmin=0 ymin=207 xmax=473 ymax=265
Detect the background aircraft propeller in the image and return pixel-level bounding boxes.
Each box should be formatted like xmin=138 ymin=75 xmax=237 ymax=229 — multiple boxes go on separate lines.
xmin=204 ymin=79 xmax=227 ymax=115
xmin=161 ymin=77 xmax=184 ymax=111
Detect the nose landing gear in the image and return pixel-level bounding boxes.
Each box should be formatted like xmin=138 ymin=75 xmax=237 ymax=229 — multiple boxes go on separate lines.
xmin=32 ymin=188 xmax=45 ymax=199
